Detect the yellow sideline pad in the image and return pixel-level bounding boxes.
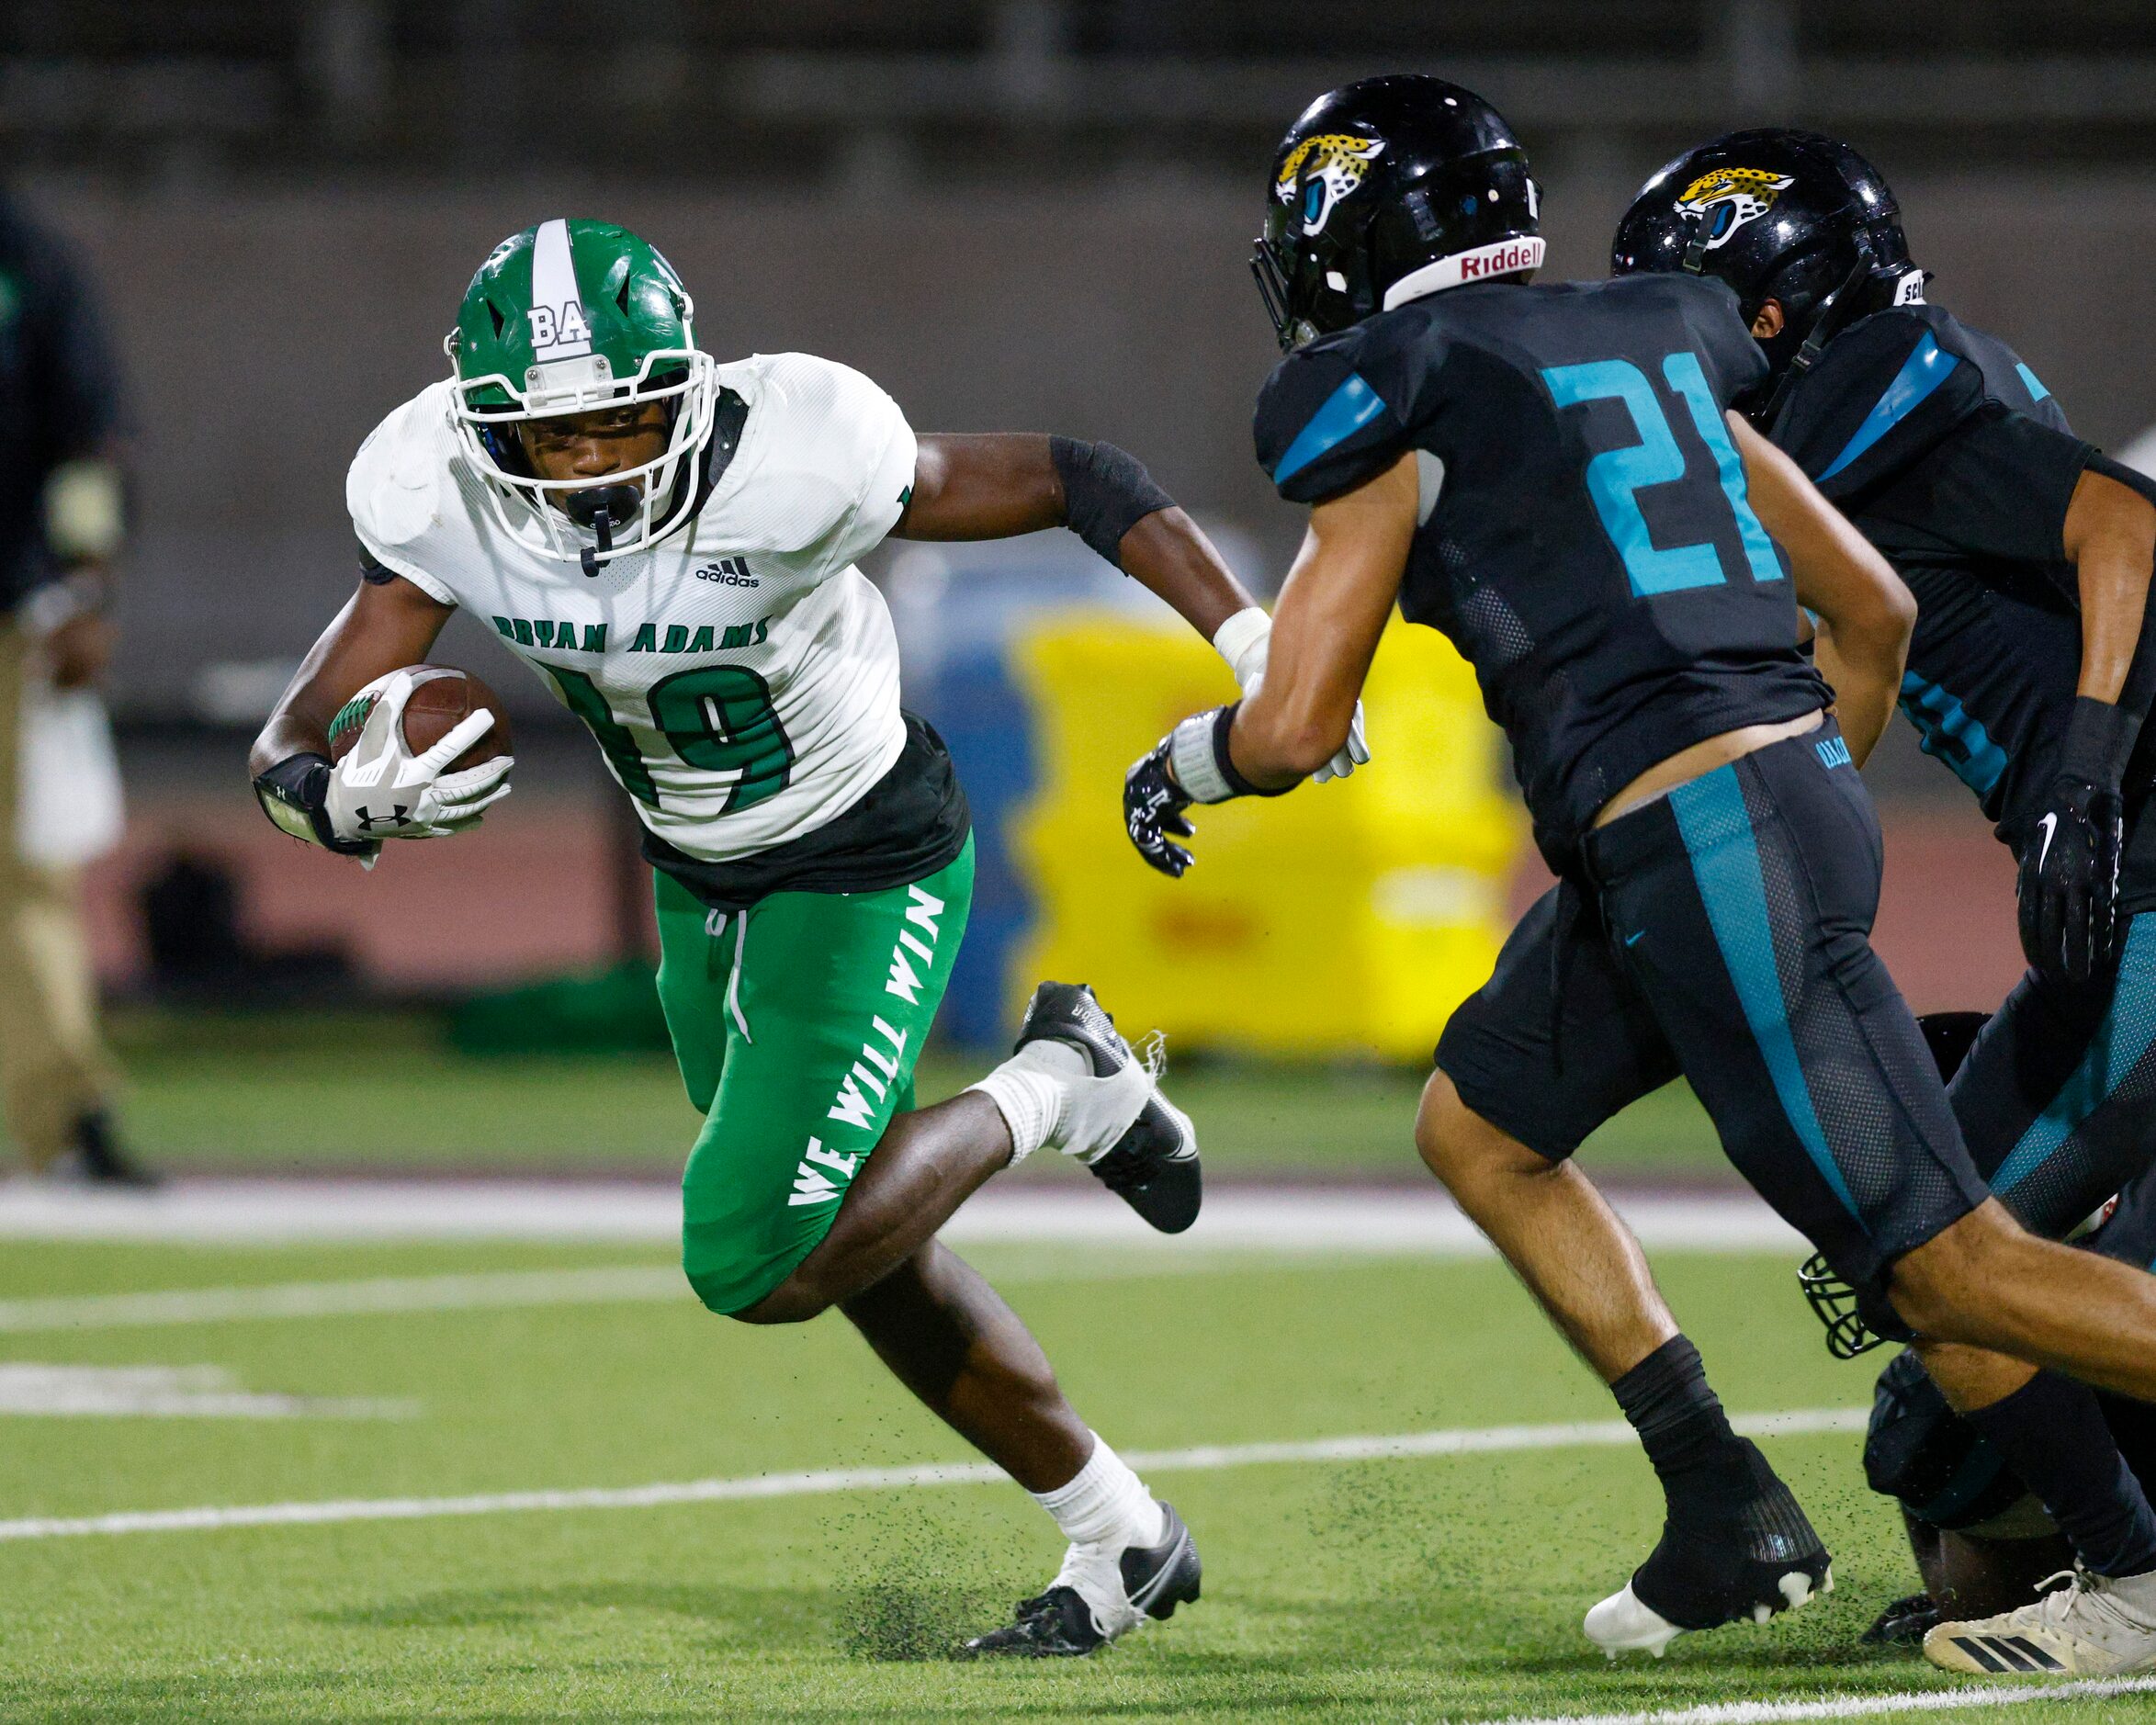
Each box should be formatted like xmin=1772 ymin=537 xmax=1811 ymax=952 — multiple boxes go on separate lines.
xmin=1011 ymin=614 xmax=1523 ymax=1060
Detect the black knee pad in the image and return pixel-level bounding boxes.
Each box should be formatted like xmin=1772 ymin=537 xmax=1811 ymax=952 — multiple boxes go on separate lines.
xmin=1866 ymin=1349 xmax=2040 ymax=1533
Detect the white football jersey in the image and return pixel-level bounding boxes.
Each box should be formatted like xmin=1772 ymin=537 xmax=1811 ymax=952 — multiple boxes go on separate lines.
xmin=347 ymin=353 xmax=918 ymax=862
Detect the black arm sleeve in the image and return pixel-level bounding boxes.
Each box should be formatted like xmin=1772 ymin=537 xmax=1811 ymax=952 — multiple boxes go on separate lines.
xmin=1046 ymin=437 xmax=1175 ymax=569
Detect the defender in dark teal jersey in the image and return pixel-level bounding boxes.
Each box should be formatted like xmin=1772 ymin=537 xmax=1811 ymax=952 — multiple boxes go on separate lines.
xmin=1617 ymin=126 xmax=2156 ymax=1675
xmin=1123 ymin=75 xmax=2156 ymax=1663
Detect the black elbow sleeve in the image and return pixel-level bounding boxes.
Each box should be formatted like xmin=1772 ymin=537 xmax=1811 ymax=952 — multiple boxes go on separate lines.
xmin=1048 ymin=436 xmax=1176 ymax=569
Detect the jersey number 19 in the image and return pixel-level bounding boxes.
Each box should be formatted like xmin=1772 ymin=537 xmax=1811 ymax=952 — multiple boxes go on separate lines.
xmin=545 ymin=664 xmax=794 ymax=814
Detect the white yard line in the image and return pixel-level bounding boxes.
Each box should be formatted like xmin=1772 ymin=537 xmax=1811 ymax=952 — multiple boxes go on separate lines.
xmin=0 ymin=1266 xmax=688 ymax=1333
xmin=1503 ymin=1673 xmax=2156 ymax=1724
xmin=0 ymin=1364 xmax=414 ymax=1420
xmin=0 ymin=1255 xmax=1271 ymax=1335
xmin=0 ymin=1406 xmax=1862 ymax=1542
xmin=0 ymin=1178 xmax=1804 ymax=1251
xmin=0 ymin=1189 xmax=1800 ymax=1334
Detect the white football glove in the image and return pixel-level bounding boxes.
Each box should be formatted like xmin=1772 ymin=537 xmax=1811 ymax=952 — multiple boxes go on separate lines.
xmin=322 ymin=671 xmax=513 ymax=866
xmin=1211 ymin=606 xmax=1371 ymax=784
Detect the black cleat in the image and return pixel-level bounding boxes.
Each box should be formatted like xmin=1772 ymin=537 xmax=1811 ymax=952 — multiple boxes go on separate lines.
xmin=959 ymin=1502 xmax=1202 ymax=1659
xmin=55 ymin=1111 xmax=161 ymax=1189
xmin=1014 ymin=982 xmax=1201 ymax=1234
xmin=1866 ymin=1593 xmax=1943 ymax=1646
xmin=1585 ymin=1439 xmax=1833 ymax=1656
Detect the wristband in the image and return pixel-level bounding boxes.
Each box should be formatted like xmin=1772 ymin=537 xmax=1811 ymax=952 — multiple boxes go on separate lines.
xmin=1167 ymin=703 xmax=1292 ymax=805
xmin=1048 ymin=436 xmax=1176 ymax=568
xmin=2060 ymin=696 xmax=2140 ymax=790
xmin=1211 ymin=606 xmax=1271 ymax=687
xmin=253 ymin=752 xmax=371 ymax=854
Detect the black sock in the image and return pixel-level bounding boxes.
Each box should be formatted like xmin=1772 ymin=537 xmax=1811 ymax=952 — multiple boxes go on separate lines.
xmin=1613 ymin=1336 xmax=1744 ymax=1498
xmin=1966 ymin=1370 xmax=2156 ymax=1579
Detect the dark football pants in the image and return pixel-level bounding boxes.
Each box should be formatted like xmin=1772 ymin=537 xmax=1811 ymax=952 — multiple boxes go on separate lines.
xmin=1946 ymin=911 xmax=2156 ymax=1240
xmin=1438 ymin=722 xmax=1989 ymax=1301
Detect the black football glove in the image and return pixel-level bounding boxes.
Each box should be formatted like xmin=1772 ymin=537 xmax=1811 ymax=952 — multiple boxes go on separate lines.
xmin=1123 ymin=740 xmax=1198 ymax=877
xmin=2017 ymin=697 xmax=2139 ymax=987
xmin=1123 ymin=703 xmax=1294 ymax=878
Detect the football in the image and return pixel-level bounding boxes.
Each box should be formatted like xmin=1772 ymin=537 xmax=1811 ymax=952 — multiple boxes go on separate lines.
xmin=325 ymin=666 xmax=511 ymax=773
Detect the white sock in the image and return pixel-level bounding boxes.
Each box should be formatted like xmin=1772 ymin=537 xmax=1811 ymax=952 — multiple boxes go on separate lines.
xmin=966 ymin=1041 xmax=1086 ymax=1166
xmin=1032 ymin=1433 xmax=1166 ymax=1550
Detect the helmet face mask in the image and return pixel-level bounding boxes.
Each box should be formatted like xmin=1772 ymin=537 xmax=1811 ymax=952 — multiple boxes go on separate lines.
xmin=445 ymin=219 xmax=720 ymax=568
xmin=1252 ymin=76 xmax=1543 ymax=351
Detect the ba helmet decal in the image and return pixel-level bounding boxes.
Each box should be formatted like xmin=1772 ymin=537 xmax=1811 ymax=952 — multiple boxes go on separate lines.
xmin=1673 ymin=166 xmax=1797 ymax=250
xmin=1277 ymin=133 xmax=1387 ymax=236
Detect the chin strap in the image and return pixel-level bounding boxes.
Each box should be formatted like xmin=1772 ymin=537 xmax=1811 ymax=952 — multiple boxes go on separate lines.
xmin=1754 ymin=236 xmax=1883 ymax=429
xmin=581 ymin=510 xmax=612 ymax=579
xmin=1679 ymin=207 xmax=1714 ymax=275
xmin=567 ymin=482 xmax=639 ymax=578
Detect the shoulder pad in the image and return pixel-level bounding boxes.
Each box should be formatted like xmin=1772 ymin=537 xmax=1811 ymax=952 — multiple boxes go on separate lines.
xmin=346 ymin=382 xmax=453 ymax=551
xmin=1774 ymin=310 xmax=1981 ymax=493
xmin=724 ymin=352 xmax=916 ymax=567
xmin=1253 ymin=316 xmax=1421 ymax=505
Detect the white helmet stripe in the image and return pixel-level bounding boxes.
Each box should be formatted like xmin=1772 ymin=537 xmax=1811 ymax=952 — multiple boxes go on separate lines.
xmin=527 ymin=218 xmax=593 ymax=360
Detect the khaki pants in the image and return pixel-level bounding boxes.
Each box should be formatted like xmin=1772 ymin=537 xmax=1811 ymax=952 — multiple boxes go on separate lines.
xmin=0 ymin=620 xmax=113 ymax=1169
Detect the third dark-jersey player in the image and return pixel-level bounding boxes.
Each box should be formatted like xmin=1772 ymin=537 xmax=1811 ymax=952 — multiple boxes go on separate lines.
xmin=1615 ymin=127 xmax=2156 ymax=1675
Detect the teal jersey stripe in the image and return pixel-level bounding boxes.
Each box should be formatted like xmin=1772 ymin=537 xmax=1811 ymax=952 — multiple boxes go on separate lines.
xmin=1992 ymin=915 xmax=2156 ymax=1196
xmin=1898 ymin=671 xmax=2008 ymax=798
xmin=1272 ymin=372 xmax=1388 ymax=485
xmin=1820 ymin=332 xmax=1958 ymax=480
xmin=2015 ymin=362 xmax=2051 ymax=404
xmin=1670 ymin=769 xmax=1862 ymax=1220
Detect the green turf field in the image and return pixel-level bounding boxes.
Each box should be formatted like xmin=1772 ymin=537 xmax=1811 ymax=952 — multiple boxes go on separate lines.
xmin=0 ymin=1240 xmax=2133 ymax=1723
xmin=103 ymin=1008 xmax=1729 ymax=1183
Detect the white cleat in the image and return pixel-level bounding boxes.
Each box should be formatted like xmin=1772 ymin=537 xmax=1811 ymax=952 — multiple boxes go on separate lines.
xmin=1925 ymin=1568 xmax=2156 ymax=1677
xmin=1584 ymin=1583 xmax=1684 ymax=1660
xmin=1585 ymin=1565 xmax=1830 ymax=1661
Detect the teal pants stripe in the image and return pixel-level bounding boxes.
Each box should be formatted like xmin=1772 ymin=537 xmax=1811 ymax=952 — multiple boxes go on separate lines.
xmin=1669 ymin=768 xmax=1860 ymax=1220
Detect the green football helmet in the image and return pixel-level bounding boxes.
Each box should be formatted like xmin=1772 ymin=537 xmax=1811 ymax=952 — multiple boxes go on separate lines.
xmin=444 ymin=218 xmax=718 ymax=568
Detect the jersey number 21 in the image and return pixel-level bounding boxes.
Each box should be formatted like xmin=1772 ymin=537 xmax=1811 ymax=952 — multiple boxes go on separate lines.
xmin=1541 ymin=351 xmax=1783 ymax=598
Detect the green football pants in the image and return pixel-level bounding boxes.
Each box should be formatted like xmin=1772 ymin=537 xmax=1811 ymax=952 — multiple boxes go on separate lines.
xmin=656 ymin=840 xmax=975 ymax=1315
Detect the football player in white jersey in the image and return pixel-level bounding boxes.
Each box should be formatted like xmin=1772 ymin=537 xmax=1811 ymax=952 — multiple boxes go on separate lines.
xmin=249 ymin=219 xmax=1366 ymax=1656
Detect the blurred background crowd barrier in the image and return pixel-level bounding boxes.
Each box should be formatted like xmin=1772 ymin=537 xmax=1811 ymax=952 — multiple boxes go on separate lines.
xmin=11 ymin=1 xmax=2156 ymax=1088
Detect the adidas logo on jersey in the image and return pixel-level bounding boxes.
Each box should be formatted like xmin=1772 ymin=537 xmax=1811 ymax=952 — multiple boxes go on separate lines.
xmin=694 ymin=557 xmax=760 ymax=588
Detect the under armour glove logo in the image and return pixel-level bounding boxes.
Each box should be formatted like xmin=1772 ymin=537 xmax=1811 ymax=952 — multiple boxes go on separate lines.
xmin=355 ymin=804 xmax=412 ymax=833
xmin=1123 ymin=742 xmax=1197 ymax=878
xmin=2018 ymin=774 xmax=2124 ymax=987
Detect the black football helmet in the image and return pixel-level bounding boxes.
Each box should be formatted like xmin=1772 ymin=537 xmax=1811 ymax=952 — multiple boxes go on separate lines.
xmin=1610 ymin=130 xmax=1922 ymax=417
xmin=1252 ymin=74 xmax=1542 ymax=351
